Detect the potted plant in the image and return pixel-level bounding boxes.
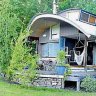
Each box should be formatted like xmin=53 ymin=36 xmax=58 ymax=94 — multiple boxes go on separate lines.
xmin=56 ymin=50 xmax=71 ymax=75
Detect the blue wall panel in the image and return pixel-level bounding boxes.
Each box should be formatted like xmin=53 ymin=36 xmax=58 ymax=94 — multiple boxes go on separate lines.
xmin=60 ymin=36 xmax=65 ymax=50
xmin=49 ymin=43 xmax=59 ymax=57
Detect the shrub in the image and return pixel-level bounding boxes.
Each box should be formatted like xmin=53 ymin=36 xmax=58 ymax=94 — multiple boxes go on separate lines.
xmin=6 ymin=31 xmax=38 ymax=86
xmin=81 ymin=75 xmax=96 ymax=92
xmin=56 ymin=50 xmax=66 ymax=66
xmin=56 ymin=50 xmax=72 ymax=77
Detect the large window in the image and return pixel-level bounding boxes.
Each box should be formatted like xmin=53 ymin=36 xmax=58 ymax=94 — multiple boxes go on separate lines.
xmin=80 ymin=11 xmax=96 ymax=25
xmin=41 ymin=43 xmax=59 ymax=57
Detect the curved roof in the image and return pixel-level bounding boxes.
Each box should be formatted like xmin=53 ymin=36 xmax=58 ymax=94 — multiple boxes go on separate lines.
xmin=58 ymin=8 xmax=96 ymax=16
xmin=28 ymin=14 xmax=96 ymax=38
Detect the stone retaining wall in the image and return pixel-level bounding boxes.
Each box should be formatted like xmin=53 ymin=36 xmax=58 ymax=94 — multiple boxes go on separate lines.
xmin=32 ymin=75 xmax=64 ymax=89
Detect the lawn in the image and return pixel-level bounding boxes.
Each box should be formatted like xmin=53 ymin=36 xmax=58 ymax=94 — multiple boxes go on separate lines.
xmin=0 ymin=78 xmax=96 ymax=96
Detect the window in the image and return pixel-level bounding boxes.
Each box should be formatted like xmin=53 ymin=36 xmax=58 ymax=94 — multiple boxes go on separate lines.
xmin=42 ymin=43 xmax=49 ymax=57
xmin=41 ymin=43 xmax=59 ymax=57
xmin=50 ymin=24 xmax=60 ymax=40
xmin=89 ymin=15 xmax=96 ymax=24
xmin=80 ymin=11 xmax=96 ymax=25
xmin=80 ymin=12 xmax=89 ymax=22
xmin=48 ymin=43 xmax=59 ymax=57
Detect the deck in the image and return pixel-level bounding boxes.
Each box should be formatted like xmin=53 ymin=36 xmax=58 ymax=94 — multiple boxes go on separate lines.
xmin=37 ymin=60 xmax=96 ymax=91
xmin=37 ymin=67 xmax=96 ymax=76
xmin=37 ymin=67 xmax=96 ymax=91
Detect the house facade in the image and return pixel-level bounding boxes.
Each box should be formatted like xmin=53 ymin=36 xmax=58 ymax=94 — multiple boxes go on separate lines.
xmin=28 ymin=9 xmax=96 ymax=67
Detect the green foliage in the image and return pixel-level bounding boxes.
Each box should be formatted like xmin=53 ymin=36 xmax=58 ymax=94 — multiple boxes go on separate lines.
xmin=10 ymin=0 xmax=53 ymax=28
xmin=56 ymin=50 xmax=71 ymax=77
xmin=1 ymin=79 xmax=96 ymax=96
xmin=63 ymin=64 xmax=72 ymax=79
xmin=0 ymin=0 xmax=53 ymax=76
xmin=57 ymin=50 xmax=66 ymax=66
xmin=81 ymin=76 xmax=96 ymax=92
xmin=59 ymin=0 xmax=96 ymax=14
xmin=59 ymin=0 xmax=71 ymax=10
xmin=7 ymin=31 xmax=38 ymax=86
xmin=25 ymin=40 xmax=37 ymax=55
xmin=0 ymin=0 xmax=21 ymax=73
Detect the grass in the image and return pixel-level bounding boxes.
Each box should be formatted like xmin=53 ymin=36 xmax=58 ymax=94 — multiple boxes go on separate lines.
xmin=0 ymin=78 xmax=96 ymax=96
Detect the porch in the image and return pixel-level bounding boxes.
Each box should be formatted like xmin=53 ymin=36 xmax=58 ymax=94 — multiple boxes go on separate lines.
xmin=35 ymin=59 xmax=96 ymax=91
xmin=37 ymin=60 xmax=96 ymax=77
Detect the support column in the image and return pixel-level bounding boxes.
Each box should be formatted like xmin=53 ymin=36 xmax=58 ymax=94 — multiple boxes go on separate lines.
xmin=77 ymin=81 xmax=80 ymax=91
xmin=61 ymin=78 xmax=64 ymax=89
xmin=84 ymin=36 xmax=88 ymax=70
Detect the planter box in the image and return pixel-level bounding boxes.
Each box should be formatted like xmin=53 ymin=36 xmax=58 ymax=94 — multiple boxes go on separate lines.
xmin=55 ymin=66 xmax=67 ymax=75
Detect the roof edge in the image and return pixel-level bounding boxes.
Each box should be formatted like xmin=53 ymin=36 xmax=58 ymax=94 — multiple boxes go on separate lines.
xmin=58 ymin=8 xmax=81 ymax=14
xmin=58 ymin=8 xmax=96 ymax=17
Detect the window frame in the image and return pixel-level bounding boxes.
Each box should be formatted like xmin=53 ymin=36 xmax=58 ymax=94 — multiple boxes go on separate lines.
xmin=41 ymin=42 xmax=59 ymax=58
xmin=50 ymin=24 xmax=60 ymax=40
xmin=89 ymin=14 xmax=96 ymax=25
xmin=79 ymin=10 xmax=96 ymax=26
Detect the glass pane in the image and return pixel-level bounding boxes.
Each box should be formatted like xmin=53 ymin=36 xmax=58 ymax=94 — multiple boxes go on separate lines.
xmin=49 ymin=43 xmax=59 ymax=57
xmin=89 ymin=15 xmax=96 ymax=24
xmin=80 ymin=12 xmax=89 ymax=22
xmin=42 ymin=43 xmax=48 ymax=57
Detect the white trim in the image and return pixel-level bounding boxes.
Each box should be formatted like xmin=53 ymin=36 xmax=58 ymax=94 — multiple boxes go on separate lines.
xmin=49 ymin=23 xmax=60 ymax=40
xmin=37 ymin=74 xmax=64 ymax=78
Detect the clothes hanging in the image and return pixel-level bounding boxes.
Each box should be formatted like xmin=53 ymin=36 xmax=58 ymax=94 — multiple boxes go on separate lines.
xmin=74 ymin=48 xmax=85 ymax=65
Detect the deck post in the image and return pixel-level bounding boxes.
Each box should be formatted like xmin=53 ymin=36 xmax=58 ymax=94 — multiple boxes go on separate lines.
xmin=61 ymin=78 xmax=64 ymax=89
xmin=77 ymin=81 xmax=80 ymax=91
xmin=84 ymin=36 xmax=88 ymax=71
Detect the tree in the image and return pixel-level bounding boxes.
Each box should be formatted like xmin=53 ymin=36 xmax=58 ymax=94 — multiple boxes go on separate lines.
xmin=0 ymin=0 xmax=21 ymax=73
xmin=0 ymin=0 xmax=53 ymax=74
xmin=7 ymin=31 xmax=38 ymax=86
xmin=10 ymin=0 xmax=53 ymax=29
xmin=59 ymin=0 xmax=96 ymax=14
xmin=59 ymin=0 xmax=72 ymax=10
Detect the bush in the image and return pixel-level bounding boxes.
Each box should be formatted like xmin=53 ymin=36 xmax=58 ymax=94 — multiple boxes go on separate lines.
xmin=56 ymin=50 xmax=66 ymax=66
xmin=56 ymin=50 xmax=72 ymax=77
xmin=6 ymin=31 xmax=38 ymax=86
xmin=81 ymin=75 xmax=96 ymax=92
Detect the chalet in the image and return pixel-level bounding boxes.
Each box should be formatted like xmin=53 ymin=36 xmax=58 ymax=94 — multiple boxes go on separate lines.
xmin=28 ymin=8 xmax=96 ymax=67
xmin=27 ymin=8 xmax=96 ymax=91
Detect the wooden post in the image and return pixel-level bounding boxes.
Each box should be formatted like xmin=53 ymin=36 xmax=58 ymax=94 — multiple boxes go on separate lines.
xmin=84 ymin=36 xmax=88 ymax=71
xmin=77 ymin=81 xmax=80 ymax=91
